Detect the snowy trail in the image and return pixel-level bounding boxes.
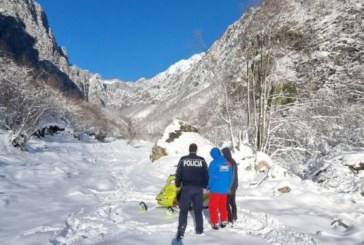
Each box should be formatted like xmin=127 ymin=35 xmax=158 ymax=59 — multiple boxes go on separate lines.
xmin=1 ymin=132 xmax=363 ymax=244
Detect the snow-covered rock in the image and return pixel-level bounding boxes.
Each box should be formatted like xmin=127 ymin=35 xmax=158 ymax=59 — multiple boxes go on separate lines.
xmin=150 ymin=119 xmax=213 ymax=162
xmin=312 ymin=152 xmax=364 ymax=193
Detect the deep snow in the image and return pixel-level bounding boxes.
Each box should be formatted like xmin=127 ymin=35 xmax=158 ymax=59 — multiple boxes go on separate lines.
xmin=0 ymin=130 xmax=363 ymax=245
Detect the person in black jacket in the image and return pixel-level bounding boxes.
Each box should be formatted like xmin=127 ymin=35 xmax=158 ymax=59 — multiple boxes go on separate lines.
xmin=222 ymin=147 xmax=238 ymax=223
xmin=175 ymin=143 xmax=209 ymax=240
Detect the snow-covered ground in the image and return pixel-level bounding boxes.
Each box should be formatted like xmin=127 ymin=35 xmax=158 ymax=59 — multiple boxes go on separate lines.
xmin=0 ymin=130 xmax=363 ymax=245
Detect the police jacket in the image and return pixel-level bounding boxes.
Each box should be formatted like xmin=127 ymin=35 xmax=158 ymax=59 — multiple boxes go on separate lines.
xmin=175 ymin=153 xmax=209 ymax=189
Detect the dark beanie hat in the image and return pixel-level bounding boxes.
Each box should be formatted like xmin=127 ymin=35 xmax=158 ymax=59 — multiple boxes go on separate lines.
xmin=189 ymin=143 xmax=197 ymax=153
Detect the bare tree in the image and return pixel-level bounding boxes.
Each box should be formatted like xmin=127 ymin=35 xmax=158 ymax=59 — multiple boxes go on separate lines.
xmin=193 ymin=32 xmax=237 ymax=150
xmin=122 ymin=117 xmax=137 ymax=144
xmin=241 ymin=0 xmax=288 ymax=153
xmin=0 ymin=69 xmax=58 ymax=148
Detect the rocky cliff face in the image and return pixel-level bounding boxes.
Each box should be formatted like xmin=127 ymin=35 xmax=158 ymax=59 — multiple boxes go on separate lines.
xmin=0 ymin=0 xmax=124 ymax=143
xmin=0 ymin=0 xmax=110 ymax=105
xmin=0 ymin=0 xmax=67 ymax=68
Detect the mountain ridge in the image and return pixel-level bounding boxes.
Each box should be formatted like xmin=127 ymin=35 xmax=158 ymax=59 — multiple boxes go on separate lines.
xmin=0 ymin=0 xmax=363 ymax=176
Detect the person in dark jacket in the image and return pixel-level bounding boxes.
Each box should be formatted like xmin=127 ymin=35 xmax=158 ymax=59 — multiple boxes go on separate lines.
xmin=222 ymin=147 xmax=239 ymax=223
xmin=208 ymin=147 xmax=233 ymax=230
xmin=175 ymin=143 xmax=209 ymax=240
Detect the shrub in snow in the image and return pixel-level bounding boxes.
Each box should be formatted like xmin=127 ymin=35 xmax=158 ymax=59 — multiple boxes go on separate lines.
xmin=94 ymin=131 xmax=107 ymax=142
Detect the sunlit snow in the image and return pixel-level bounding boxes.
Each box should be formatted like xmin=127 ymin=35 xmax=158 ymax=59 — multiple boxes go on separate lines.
xmin=1 ymin=129 xmax=363 ymax=245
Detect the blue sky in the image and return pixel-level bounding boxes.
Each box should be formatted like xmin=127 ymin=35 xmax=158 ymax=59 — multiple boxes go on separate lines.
xmin=36 ymin=0 xmax=259 ymax=81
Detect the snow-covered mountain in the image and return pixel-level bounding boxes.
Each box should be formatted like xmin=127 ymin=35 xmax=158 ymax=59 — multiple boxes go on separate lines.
xmin=100 ymin=0 xmax=364 ymax=173
xmin=104 ymin=53 xmax=205 ymax=110
xmin=1 ymin=1 xmax=363 ymax=244
xmin=103 ymin=0 xmax=363 ymax=128
xmin=1 ymin=0 xmax=363 ymax=173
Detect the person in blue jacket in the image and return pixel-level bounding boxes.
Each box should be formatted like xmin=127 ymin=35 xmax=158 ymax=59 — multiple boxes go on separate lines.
xmin=208 ymin=147 xmax=233 ymax=230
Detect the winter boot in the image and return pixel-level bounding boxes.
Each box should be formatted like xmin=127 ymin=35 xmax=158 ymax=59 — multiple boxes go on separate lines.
xmin=195 ymin=228 xmax=203 ymax=235
xmin=220 ymin=221 xmax=227 ymax=228
xmin=211 ymin=224 xmax=219 ymax=230
xmin=176 ymin=230 xmax=184 ymax=240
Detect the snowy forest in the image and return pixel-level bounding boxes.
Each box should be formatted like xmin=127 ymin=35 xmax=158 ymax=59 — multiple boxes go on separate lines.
xmin=0 ymin=0 xmax=363 ymax=244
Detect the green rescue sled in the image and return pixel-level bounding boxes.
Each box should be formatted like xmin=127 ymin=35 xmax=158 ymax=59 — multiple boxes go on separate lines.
xmin=156 ymin=174 xmax=180 ymax=208
xmin=139 ymin=174 xmax=209 ymax=213
xmin=156 ymin=174 xmax=209 ymax=211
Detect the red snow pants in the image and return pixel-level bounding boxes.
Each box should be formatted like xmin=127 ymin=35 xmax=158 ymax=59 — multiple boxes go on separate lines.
xmin=208 ymin=192 xmax=228 ymax=224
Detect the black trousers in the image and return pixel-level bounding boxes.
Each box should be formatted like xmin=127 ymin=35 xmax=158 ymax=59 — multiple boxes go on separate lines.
xmin=227 ymin=191 xmax=237 ymax=222
xmin=178 ymin=186 xmax=204 ymax=234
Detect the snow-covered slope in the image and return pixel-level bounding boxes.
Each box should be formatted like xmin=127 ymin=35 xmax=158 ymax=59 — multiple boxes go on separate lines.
xmin=0 ymin=131 xmax=363 ymax=244
xmin=103 ymin=53 xmax=204 ymax=108
xmin=310 ymin=151 xmax=364 ymax=193
xmin=101 ymin=0 xmax=364 ymax=154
